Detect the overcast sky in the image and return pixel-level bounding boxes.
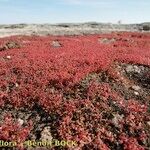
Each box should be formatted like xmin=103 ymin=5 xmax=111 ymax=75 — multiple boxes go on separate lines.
xmin=0 ymin=0 xmax=150 ymax=24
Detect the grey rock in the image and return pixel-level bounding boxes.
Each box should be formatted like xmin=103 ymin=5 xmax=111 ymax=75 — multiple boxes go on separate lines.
xmin=125 ymin=65 xmax=134 ymax=73
xmin=133 ymin=65 xmax=141 ymax=74
xmin=112 ymin=114 xmax=124 ymax=128
xmin=125 ymin=65 xmax=141 ymax=73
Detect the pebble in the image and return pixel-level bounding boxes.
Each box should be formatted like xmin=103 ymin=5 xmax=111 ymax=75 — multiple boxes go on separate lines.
xmin=18 ymin=118 xmax=24 ymax=125
xmin=147 ymin=121 xmax=150 ymax=126
xmin=51 ymin=41 xmax=61 ymax=47
xmin=126 ymin=65 xmax=141 ymax=73
xmin=15 ymin=83 xmax=19 ymax=87
xmin=125 ymin=65 xmax=134 ymax=73
xmin=99 ymin=38 xmax=116 ymax=44
xmin=133 ymin=65 xmax=141 ymax=74
xmin=134 ymin=91 xmax=139 ymax=96
xmin=112 ymin=114 xmax=124 ymax=127
xmin=131 ymin=85 xmax=141 ymax=91
xmin=6 ymin=56 xmax=11 ymax=59
xmin=40 ymin=126 xmax=53 ymax=141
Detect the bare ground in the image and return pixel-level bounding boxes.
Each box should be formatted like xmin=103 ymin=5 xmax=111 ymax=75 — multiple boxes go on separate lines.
xmin=0 ymin=22 xmax=150 ymax=38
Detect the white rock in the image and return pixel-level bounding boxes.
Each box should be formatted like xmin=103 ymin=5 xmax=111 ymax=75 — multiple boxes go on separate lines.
xmin=133 ymin=66 xmax=141 ymax=74
xmin=134 ymin=91 xmax=139 ymax=96
xmin=132 ymin=85 xmax=141 ymax=91
xmin=51 ymin=41 xmax=61 ymax=47
xmin=6 ymin=56 xmax=11 ymax=59
xmin=40 ymin=127 xmax=53 ymax=141
xmin=99 ymin=38 xmax=116 ymax=44
xmin=15 ymin=83 xmax=19 ymax=87
xmin=126 ymin=65 xmax=134 ymax=73
xmin=18 ymin=118 xmax=24 ymax=125
xmin=147 ymin=121 xmax=150 ymax=126
xmin=126 ymin=65 xmax=141 ymax=73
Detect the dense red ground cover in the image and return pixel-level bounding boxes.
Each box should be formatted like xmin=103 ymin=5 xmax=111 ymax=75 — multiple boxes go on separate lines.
xmin=0 ymin=32 xmax=150 ymax=150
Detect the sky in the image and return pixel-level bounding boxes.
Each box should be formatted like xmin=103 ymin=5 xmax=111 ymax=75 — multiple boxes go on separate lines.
xmin=0 ymin=0 xmax=150 ymax=24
